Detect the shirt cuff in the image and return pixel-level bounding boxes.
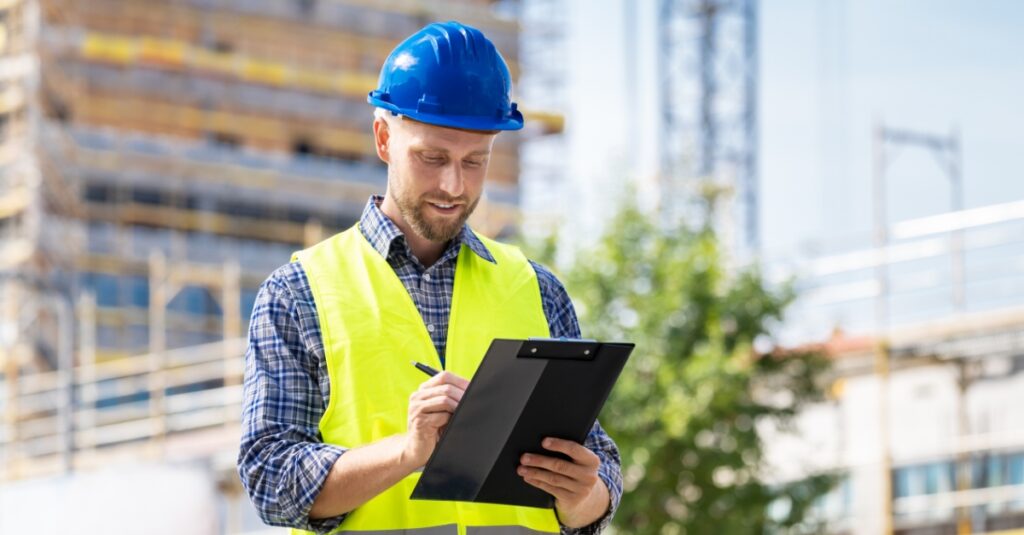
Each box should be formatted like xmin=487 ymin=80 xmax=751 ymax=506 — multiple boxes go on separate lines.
xmin=291 ymin=444 xmax=349 ymax=534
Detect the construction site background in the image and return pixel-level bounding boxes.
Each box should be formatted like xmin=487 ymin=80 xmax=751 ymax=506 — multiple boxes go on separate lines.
xmin=1 ymin=1 xmax=1023 ymax=534
xmin=0 ymin=0 xmax=562 ymax=532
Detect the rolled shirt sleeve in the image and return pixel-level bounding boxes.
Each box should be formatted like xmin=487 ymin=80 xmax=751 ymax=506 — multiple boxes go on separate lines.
xmin=237 ymin=265 xmax=350 ymax=533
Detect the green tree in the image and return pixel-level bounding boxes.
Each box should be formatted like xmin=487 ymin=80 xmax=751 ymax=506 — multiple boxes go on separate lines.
xmin=532 ymin=196 xmax=836 ymax=534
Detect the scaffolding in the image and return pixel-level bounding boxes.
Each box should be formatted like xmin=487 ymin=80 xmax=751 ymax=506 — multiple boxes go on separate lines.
xmin=658 ymin=0 xmax=758 ymax=254
xmin=514 ymin=0 xmax=570 ymax=240
xmin=0 ymin=1 xmax=561 ymax=499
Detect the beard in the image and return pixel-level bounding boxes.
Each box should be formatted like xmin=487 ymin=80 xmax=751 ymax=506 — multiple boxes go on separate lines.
xmin=390 ymin=186 xmax=480 ymax=243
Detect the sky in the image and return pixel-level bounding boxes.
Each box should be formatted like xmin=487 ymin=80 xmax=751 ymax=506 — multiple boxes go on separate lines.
xmin=553 ymin=0 xmax=1024 ymax=257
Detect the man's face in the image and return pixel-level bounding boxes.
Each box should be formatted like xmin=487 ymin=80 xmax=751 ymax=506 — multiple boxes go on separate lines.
xmin=375 ymin=115 xmax=496 ymax=243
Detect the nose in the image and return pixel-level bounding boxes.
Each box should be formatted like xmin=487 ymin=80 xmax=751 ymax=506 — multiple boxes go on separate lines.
xmin=438 ymin=162 xmax=464 ymax=199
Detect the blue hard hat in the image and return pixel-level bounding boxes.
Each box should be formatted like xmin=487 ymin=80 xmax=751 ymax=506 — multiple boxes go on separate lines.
xmin=368 ymin=21 xmax=524 ymax=132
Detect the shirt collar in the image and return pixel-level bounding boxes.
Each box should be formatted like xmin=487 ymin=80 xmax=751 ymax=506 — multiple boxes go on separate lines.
xmin=358 ymin=195 xmax=496 ymax=264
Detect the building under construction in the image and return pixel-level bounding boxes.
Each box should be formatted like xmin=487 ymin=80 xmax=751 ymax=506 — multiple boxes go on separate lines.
xmin=762 ymin=191 xmax=1024 ymax=534
xmin=0 ymin=0 xmax=560 ymax=531
xmin=3 ymin=0 xmax=1024 ymax=533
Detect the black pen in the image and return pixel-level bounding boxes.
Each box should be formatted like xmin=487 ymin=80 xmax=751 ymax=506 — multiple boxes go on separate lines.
xmin=411 ymin=361 xmax=440 ymax=377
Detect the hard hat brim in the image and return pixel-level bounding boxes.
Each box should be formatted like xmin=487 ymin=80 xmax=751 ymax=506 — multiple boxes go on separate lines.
xmin=369 ymin=98 xmax=524 ymax=133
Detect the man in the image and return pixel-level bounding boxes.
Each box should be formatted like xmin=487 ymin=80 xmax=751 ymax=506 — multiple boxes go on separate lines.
xmin=238 ymin=21 xmax=622 ymax=535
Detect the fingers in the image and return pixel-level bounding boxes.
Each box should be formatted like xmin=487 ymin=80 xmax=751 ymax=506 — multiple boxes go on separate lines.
xmin=420 ymin=370 xmax=470 ymax=391
xmin=518 ymin=438 xmax=603 ymax=506
xmin=410 ymin=383 xmax=466 ymax=405
xmin=519 ymin=469 xmax=577 ymax=499
xmin=539 ymin=437 xmax=601 ymax=468
xmin=519 ymin=452 xmax=591 ymax=482
xmin=407 ymin=372 xmax=467 ymax=436
xmin=518 ymin=454 xmax=600 ymax=498
xmin=409 ymin=373 xmax=468 ymax=416
xmin=402 ymin=370 xmax=468 ymax=467
xmin=410 ymin=394 xmax=459 ymax=416
xmin=518 ymin=461 xmax=590 ymax=490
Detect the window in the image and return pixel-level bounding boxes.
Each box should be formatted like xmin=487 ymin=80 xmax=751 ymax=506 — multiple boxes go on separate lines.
xmin=84 ymin=183 xmax=115 ymax=203
xmin=215 ymin=200 xmax=268 ymax=220
xmin=893 ymin=461 xmax=955 ymax=498
xmin=166 ymin=378 xmax=224 ymax=397
xmin=84 ymin=272 xmax=121 ymax=308
xmin=291 ymin=136 xmax=363 ymax=163
xmin=1010 ymin=454 xmax=1024 ymax=486
xmin=925 ymin=462 xmax=954 ymax=494
xmin=131 ymin=187 xmax=163 ymax=206
xmin=988 ymin=456 xmax=1005 ymax=487
xmin=125 ymin=275 xmax=149 ymax=308
xmin=286 ymin=208 xmax=311 ymax=223
xmin=894 ymin=452 xmax=1024 ymax=501
xmin=209 ymin=132 xmax=241 ymax=149
xmin=180 ymin=193 xmax=200 ymax=210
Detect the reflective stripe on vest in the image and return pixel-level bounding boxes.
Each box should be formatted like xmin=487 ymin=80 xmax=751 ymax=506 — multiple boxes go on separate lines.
xmin=465 ymin=527 xmax=558 ymax=535
xmin=328 ymin=526 xmax=554 ymax=535
xmin=336 ymin=527 xmax=458 ymax=535
xmin=290 ymin=225 xmax=560 ymax=535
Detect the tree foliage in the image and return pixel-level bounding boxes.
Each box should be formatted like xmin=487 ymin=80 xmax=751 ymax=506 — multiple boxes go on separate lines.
xmin=530 ymin=198 xmax=836 ymax=534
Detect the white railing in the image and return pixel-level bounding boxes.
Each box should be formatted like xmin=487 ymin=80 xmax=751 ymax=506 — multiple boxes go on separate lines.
xmin=767 ymin=199 xmax=1024 ymax=344
xmin=0 ymin=337 xmax=246 ymax=480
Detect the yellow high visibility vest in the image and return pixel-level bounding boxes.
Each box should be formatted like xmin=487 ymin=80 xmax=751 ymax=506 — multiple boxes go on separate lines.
xmin=290 ymin=225 xmax=560 ymax=535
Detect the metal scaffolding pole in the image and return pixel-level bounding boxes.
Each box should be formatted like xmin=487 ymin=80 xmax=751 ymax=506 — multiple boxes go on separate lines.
xmin=873 ymin=120 xmax=970 ymax=534
xmin=658 ymin=0 xmax=759 ymax=254
xmin=872 ymin=120 xmax=894 ymax=535
xmin=875 ymin=124 xmax=965 ymax=313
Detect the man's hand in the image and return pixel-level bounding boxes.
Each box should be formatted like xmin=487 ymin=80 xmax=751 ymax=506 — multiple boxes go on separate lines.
xmin=402 ymin=371 xmax=469 ymax=468
xmin=309 ymin=370 xmax=468 ymax=519
xmin=518 ymin=437 xmax=610 ymax=528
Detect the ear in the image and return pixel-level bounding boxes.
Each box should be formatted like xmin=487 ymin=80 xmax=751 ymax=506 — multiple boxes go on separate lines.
xmin=373 ymin=116 xmax=391 ymax=163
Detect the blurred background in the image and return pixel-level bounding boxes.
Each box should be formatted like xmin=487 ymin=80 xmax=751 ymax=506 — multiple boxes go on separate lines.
xmin=0 ymin=0 xmax=1022 ymax=533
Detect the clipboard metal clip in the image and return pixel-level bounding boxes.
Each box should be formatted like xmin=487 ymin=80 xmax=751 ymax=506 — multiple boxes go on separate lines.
xmin=519 ymin=338 xmax=600 ymax=361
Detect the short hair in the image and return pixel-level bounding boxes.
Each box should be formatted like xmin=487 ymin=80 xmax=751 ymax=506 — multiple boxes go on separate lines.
xmin=373 ymin=107 xmax=401 ymax=123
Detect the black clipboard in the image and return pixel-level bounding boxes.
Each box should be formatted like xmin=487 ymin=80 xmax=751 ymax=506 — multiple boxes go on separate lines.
xmin=410 ymin=338 xmax=633 ymax=509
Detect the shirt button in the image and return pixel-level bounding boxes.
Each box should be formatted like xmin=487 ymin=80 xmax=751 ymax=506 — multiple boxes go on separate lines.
xmin=423 ymin=273 xmax=431 ymax=282
xmin=427 ymin=324 xmax=435 ymax=333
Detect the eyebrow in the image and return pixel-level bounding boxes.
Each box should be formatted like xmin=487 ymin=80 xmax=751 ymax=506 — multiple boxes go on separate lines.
xmin=413 ymin=145 xmax=491 ymax=157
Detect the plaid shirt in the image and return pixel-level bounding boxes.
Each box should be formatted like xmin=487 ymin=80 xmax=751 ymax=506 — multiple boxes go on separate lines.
xmin=238 ymin=196 xmax=622 ymax=534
